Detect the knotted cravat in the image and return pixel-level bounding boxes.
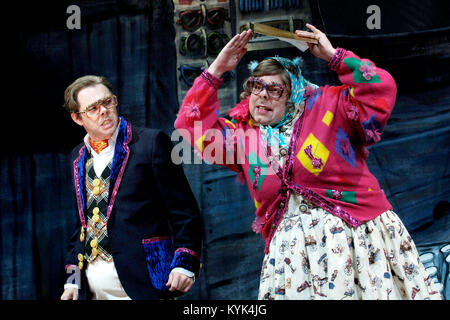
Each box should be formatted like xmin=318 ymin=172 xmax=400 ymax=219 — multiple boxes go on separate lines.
xmin=89 ymin=138 xmax=109 ymax=154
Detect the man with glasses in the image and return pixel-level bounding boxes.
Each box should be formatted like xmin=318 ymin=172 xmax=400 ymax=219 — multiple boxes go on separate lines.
xmin=60 ymin=75 xmax=202 ymax=300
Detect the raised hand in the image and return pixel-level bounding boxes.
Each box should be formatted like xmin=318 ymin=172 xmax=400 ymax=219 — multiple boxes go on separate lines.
xmin=208 ymin=29 xmax=253 ymax=78
xmin=295 ymin=24 xmax=336 ymax=62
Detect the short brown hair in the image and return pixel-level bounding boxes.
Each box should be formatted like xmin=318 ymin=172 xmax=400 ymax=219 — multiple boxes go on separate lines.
xmin=240 ymin=59 xmax=292 ymax=101
xmin=63 ymin=75 xmax=114 ymax=113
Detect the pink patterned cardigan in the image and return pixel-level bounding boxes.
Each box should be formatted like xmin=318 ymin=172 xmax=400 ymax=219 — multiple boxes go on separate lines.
xmin=175 ymin=48 xmax=397 ymax=253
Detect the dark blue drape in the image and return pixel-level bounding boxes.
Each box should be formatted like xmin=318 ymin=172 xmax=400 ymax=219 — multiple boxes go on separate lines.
xmin=0 ymin=0 xmax=179 ymax=299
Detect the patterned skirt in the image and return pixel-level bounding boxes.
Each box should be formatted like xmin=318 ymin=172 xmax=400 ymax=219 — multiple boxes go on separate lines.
xmin=258 ymin=194 xmax=442 ymax=300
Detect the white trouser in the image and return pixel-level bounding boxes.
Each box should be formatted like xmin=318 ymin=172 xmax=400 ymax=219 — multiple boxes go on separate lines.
xmin=86 ymin=257 xmax=131 ymax=300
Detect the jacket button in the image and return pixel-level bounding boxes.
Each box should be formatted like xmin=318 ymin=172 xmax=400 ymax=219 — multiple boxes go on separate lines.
xmin=279 ymin=201 xmax=285 ymax=208
xmin=93 ymin=186 xmax=101 ymax=195
xmin=92 ymin=207 xmax=100 ymax=215
xmin=77 ymin=253 xmax=84 ymax=262
xmin=92 ymin=214 xmax=100 ymax=223
xmin=93 ymin=179 xmax=101 ymax=187
xmin=300 ymin=204 xmax=308 ymax=212
xmin=80 ymin=227 xmax=85 ymax=242
xmin=280 ymin=148 xmax=287 ymax=157
xmin=78 ymin=261 xmax=84 ymax=270
xmin=90 ymin=239 xmax=98 ymax=248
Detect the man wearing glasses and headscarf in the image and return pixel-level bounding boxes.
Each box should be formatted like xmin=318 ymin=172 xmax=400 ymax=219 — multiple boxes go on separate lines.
xmin=60 ymin=75 xmax=202 ymax=300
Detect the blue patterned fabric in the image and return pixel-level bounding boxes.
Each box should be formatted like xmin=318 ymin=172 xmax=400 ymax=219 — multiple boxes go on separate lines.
xmin=307 ymin=88 xmax=322 ymax=111
xmin=108 ymin=116 xmax=129 ymax=198
xmin=336 ymin=128 xmax=356 ymax=168
xmin=76 ymin=146 xmax=89 ymax=215
xmin=170 ymin=251 xmax=200 ymax=276
xmin=142 ymin=239 xmax=174 ymax=291
xmin=361 ymin=114 xmax=383 ymax=144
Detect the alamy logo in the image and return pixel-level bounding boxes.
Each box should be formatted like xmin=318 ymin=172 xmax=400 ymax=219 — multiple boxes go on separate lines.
xmin=366 ymin=5 xmax=381 ymax=30
xmin=65 ymin=265 xmax=81 ymax=288
xmin=66 ymin=5 xmax=81 ymax=30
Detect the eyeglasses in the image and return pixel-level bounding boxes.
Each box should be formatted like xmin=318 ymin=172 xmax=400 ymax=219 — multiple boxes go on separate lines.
xmin=179 ymin=30 xmax=230 ymax=57
xmin=248 ymin=77 xmax=285 ymax=99
xmin=179 ymin=64 xmax=235 ymax=86
xmin=177 ymin=4 xmax=228 ymax=31
xmin=76 ymin=95 xmax=118 ymax=118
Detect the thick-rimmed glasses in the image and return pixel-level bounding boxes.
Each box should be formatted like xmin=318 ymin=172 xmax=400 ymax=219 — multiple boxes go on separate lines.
xmin=76 ymin=95 xmax=118 ymax=118
xmin=248 ymin=77 xmax=285 ymax=99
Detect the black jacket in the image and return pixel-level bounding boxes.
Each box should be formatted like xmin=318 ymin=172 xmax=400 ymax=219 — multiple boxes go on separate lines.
xmin=65 ymin=117 xmax=202 ymax=299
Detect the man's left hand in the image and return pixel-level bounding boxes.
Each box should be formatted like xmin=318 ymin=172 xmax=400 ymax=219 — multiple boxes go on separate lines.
xmin=166 ymin=271 xmax=194 ymax=293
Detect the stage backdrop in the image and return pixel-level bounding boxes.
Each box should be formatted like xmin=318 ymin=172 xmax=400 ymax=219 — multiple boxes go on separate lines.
xmin=0 ymin=0 xmax=448 ymax=300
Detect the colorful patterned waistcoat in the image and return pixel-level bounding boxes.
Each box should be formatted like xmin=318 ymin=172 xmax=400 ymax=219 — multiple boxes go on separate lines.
xmin=83 ymin=156 xmax=113 ymax=262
